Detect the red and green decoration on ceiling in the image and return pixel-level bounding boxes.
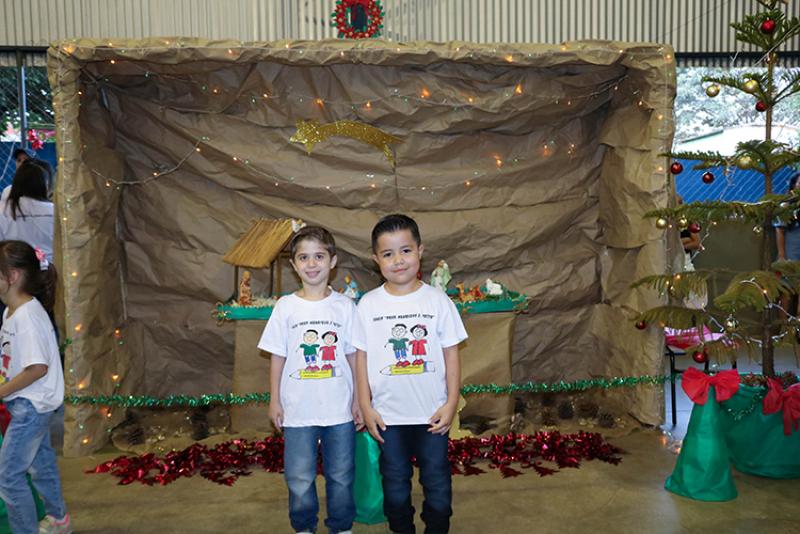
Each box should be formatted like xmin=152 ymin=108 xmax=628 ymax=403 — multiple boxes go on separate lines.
xmin=332 ymin=0 xmax=385 ymax=39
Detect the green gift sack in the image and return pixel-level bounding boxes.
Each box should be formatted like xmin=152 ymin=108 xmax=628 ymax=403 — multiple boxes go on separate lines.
xmin=0 ymin=433 xmax=47 ymax=534
xmin=720 ymin=384 xmax=800 ymax=479
xmin=353 ymin=431 xmax=385 ymax=525
xmin=665 ymin=388 xmax=738 ymax=501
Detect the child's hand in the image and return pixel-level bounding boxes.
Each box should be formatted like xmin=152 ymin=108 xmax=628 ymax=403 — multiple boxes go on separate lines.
xmin=269 ymin=400 xmax=284 ymax=431
xmin=428 ymin=401 xmax=457 ymax=435
xmin=352 ymin=401 xmax=365 ymax=431
xmin=362 ymin=405 xmax=386 ymax=443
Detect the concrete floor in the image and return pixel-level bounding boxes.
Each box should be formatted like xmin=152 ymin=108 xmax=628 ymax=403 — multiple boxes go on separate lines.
xmin=54 ymin=349 xmax=800 ymax=533
xmin=59 ymin=429 xmax=800 ymax=534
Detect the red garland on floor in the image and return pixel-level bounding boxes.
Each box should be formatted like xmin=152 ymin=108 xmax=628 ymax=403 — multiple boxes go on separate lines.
xmin=89 ymin=431 xmax=622 ymax=486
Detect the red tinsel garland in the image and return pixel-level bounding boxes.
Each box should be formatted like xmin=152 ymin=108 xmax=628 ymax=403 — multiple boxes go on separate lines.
xmin=89 ymin=431 xmax=622 ymax=486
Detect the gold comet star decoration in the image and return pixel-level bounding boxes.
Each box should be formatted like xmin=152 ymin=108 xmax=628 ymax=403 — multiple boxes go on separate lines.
xmin=290 ymin=119 xmax=401 ymax=167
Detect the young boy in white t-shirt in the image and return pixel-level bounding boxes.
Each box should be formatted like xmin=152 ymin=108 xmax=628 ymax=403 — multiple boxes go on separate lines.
xmin=258 ymin=226 xmax=362 ymax=534
xmin=354 ymin=214 xmax=467 ymax=534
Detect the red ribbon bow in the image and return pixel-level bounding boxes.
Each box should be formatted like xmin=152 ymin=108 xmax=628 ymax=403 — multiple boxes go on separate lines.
xmin=681 ymin=367 xmax=740 ymax=405
xmin=763 ymin=379 xmax=800 ymax=435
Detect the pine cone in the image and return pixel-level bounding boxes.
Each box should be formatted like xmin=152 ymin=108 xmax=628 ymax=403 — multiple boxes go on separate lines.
xmin=597 ymin=412 xmax=615 ymax=428
xmin=127 ymin=426 xmax=145 ymax=445
xmin=541 ymin=408 xmax=557 ymax=426
xmin=189 ymin=408 xmax=210 ymax=441
xmin=577 ymin=401 xmax=599 ymax=419
xmin=557 ymin=401 xmax=574 ymax=420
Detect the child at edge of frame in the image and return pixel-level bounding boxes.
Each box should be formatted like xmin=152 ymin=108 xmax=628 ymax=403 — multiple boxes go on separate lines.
xmin=257 ymin=226 xmax=363 ymax=534
xmin=353 ymin=214 xmax=468 ymax=534
xmin=0 ymin=240 xmax=72 ymax=534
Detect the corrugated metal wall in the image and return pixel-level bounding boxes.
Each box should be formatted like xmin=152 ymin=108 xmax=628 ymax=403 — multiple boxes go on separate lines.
xmin=2 ymin=0 xmax=800 ymax=64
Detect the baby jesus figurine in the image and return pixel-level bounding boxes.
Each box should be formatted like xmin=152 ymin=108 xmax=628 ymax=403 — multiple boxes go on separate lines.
xmin=238 ymin=270 xmax=253 ymax=306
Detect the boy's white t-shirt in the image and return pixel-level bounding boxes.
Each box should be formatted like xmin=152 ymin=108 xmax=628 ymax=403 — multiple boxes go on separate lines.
xmin=1 ymin=298 xmax=64 ymax=413
xmin=352 ymin=283 xmax=468 ymax=426
xmin=257 ymin=291 xmax=357 ymax=427
xmin=0 ymin=197 xmax=55 ymax=262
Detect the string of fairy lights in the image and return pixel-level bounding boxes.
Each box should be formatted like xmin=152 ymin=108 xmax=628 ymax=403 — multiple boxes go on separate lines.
xmin=51 ymin=40 xmax=675 ymax=449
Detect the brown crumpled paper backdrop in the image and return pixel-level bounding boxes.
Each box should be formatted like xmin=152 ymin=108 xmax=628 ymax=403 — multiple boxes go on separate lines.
xmin=48 ymin=39 xmax=674 ymax=456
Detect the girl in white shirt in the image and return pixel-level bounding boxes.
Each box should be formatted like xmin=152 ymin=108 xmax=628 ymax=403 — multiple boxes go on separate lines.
xmin=0 ymin=240 xmax=70 ymax=533
xmin=0 ymin=159 xmax=54 ymax=263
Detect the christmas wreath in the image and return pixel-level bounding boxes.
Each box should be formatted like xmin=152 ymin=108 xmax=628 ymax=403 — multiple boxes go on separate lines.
xmin=331 ymin=0 xmax=384 ymax=39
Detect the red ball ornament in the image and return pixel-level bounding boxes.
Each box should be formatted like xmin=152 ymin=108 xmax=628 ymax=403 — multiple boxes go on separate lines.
xmin=760 ymin=19 xmax=776 ymax=34
xmin=670 ymin=162 xmax=683 ymax=175
xmin=688 ymin=222 xmax=701 ymax=233
xmin=635 ymin=320 xmax=647 ymax=330
xmin=755 ymin=101 xmax=767 ymax=112
xmin=692 ymin=350 xmax=708 ymax=364
xmin=702 ymin=171 xmax=715 ymax=184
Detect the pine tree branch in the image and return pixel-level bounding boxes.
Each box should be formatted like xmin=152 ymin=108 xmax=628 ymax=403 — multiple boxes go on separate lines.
xmin=714 ymin=271 xmax=794 ymax=312
xmin=731 ymin=10 xmax=788 ymax=50
xmin=703 ymin=73 xmax=768 ymax=101
xmin=774 ymin=68 xmax=800 ymax=103
xmin=637 ymin=306 xmax=712 ymax=330
xmin=661 ymin=150 xmax=730 ymax=168
xmin=631 ymin=271 xmax=710 ymax=300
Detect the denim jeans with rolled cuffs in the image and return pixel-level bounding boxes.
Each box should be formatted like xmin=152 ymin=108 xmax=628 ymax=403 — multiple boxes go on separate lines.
xmin=0 ymin=398 xmax=67 ymax=534
xmin=379 ymin=425 xmax=452 ymax=534
xmin=283 ymin=421 xmax=356 ymax=533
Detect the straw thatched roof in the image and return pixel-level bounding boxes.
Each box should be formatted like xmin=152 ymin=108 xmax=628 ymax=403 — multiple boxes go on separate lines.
xmin=222 ymin=218 xmax=298 ymax=268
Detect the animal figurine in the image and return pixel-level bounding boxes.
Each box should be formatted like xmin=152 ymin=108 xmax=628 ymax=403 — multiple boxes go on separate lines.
xmin=455 ymin=282 xmax=476 ymax=303
xmin=484 ymin=278 xmax=504 ymax=297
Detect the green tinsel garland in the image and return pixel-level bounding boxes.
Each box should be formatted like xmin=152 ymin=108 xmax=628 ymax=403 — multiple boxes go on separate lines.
xmin=65 ymin=374 xmax=677 ymax=408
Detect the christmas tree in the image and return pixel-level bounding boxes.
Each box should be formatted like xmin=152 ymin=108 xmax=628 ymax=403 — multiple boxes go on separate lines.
xmin=636 ymin=0 xmax=800 ymax=377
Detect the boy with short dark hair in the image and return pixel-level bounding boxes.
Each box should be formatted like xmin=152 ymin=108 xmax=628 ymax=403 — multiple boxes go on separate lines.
xmin=354 ymin=214 xmax=467 ymax=534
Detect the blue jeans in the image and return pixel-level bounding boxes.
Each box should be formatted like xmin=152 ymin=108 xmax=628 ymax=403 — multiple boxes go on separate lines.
xmin=283 ymin=422 xmax=355 ymax=533
xmin=0 ymin=398 xmax=67 ymax=534
xmin=379 ymin=425 xmax=451 ymax=534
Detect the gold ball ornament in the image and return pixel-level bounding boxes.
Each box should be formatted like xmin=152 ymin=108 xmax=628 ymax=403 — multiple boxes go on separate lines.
xmin=738 ymin=155 xmax=754 ymax=169
xmin=743 ymin=79 xmax=759 ymax=94
xmin=724 ymin=317 xmax=739 ymax=331
xmin=678 ymin=217 xmax=689 ymax=229
xmin=753 ymin=225 xmax=764 ymax=235
xmin=655 ymin=217 xmax=669 ymax=230
xmin=705 ymin=84 xmax=721 ymax=97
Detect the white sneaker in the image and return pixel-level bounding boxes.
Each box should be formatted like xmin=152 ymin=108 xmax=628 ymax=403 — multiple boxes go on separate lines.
xmin=38 ymin=513 xmax=72 ymax=534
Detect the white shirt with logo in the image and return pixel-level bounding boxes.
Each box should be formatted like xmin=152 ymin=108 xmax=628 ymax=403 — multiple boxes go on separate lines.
xmin=1 ymin=298 xmax=64 ymax=413
xmin=258 ymin=291 xmax=357 ymax=428
xmin=352 ymin=283 xmax=468 ymax=425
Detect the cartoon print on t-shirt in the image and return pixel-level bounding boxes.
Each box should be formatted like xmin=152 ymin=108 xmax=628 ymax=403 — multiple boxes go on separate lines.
xmin=381 ymin=323 xmax=435 ymax=376
xmin=409 ymin=324 xmax=428 ymax=366
xmin=289 ymin=328 xmax=342 ymax=380
xmin=319 ymin=331 xmax=338 ymax=370
xmin=0 ymin=341 xmax=9 ymax=384
xmin=298 ymin=329 xmax=320 ymax=371
xmin=385 ymin=324 xmax=410 ymax=366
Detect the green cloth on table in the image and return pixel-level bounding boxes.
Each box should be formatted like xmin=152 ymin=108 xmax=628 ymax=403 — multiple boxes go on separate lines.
xmin=720 ymin=384 xmax=800 ymax=479
xmin=665 ymin=388 xmax=738 ymax=501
